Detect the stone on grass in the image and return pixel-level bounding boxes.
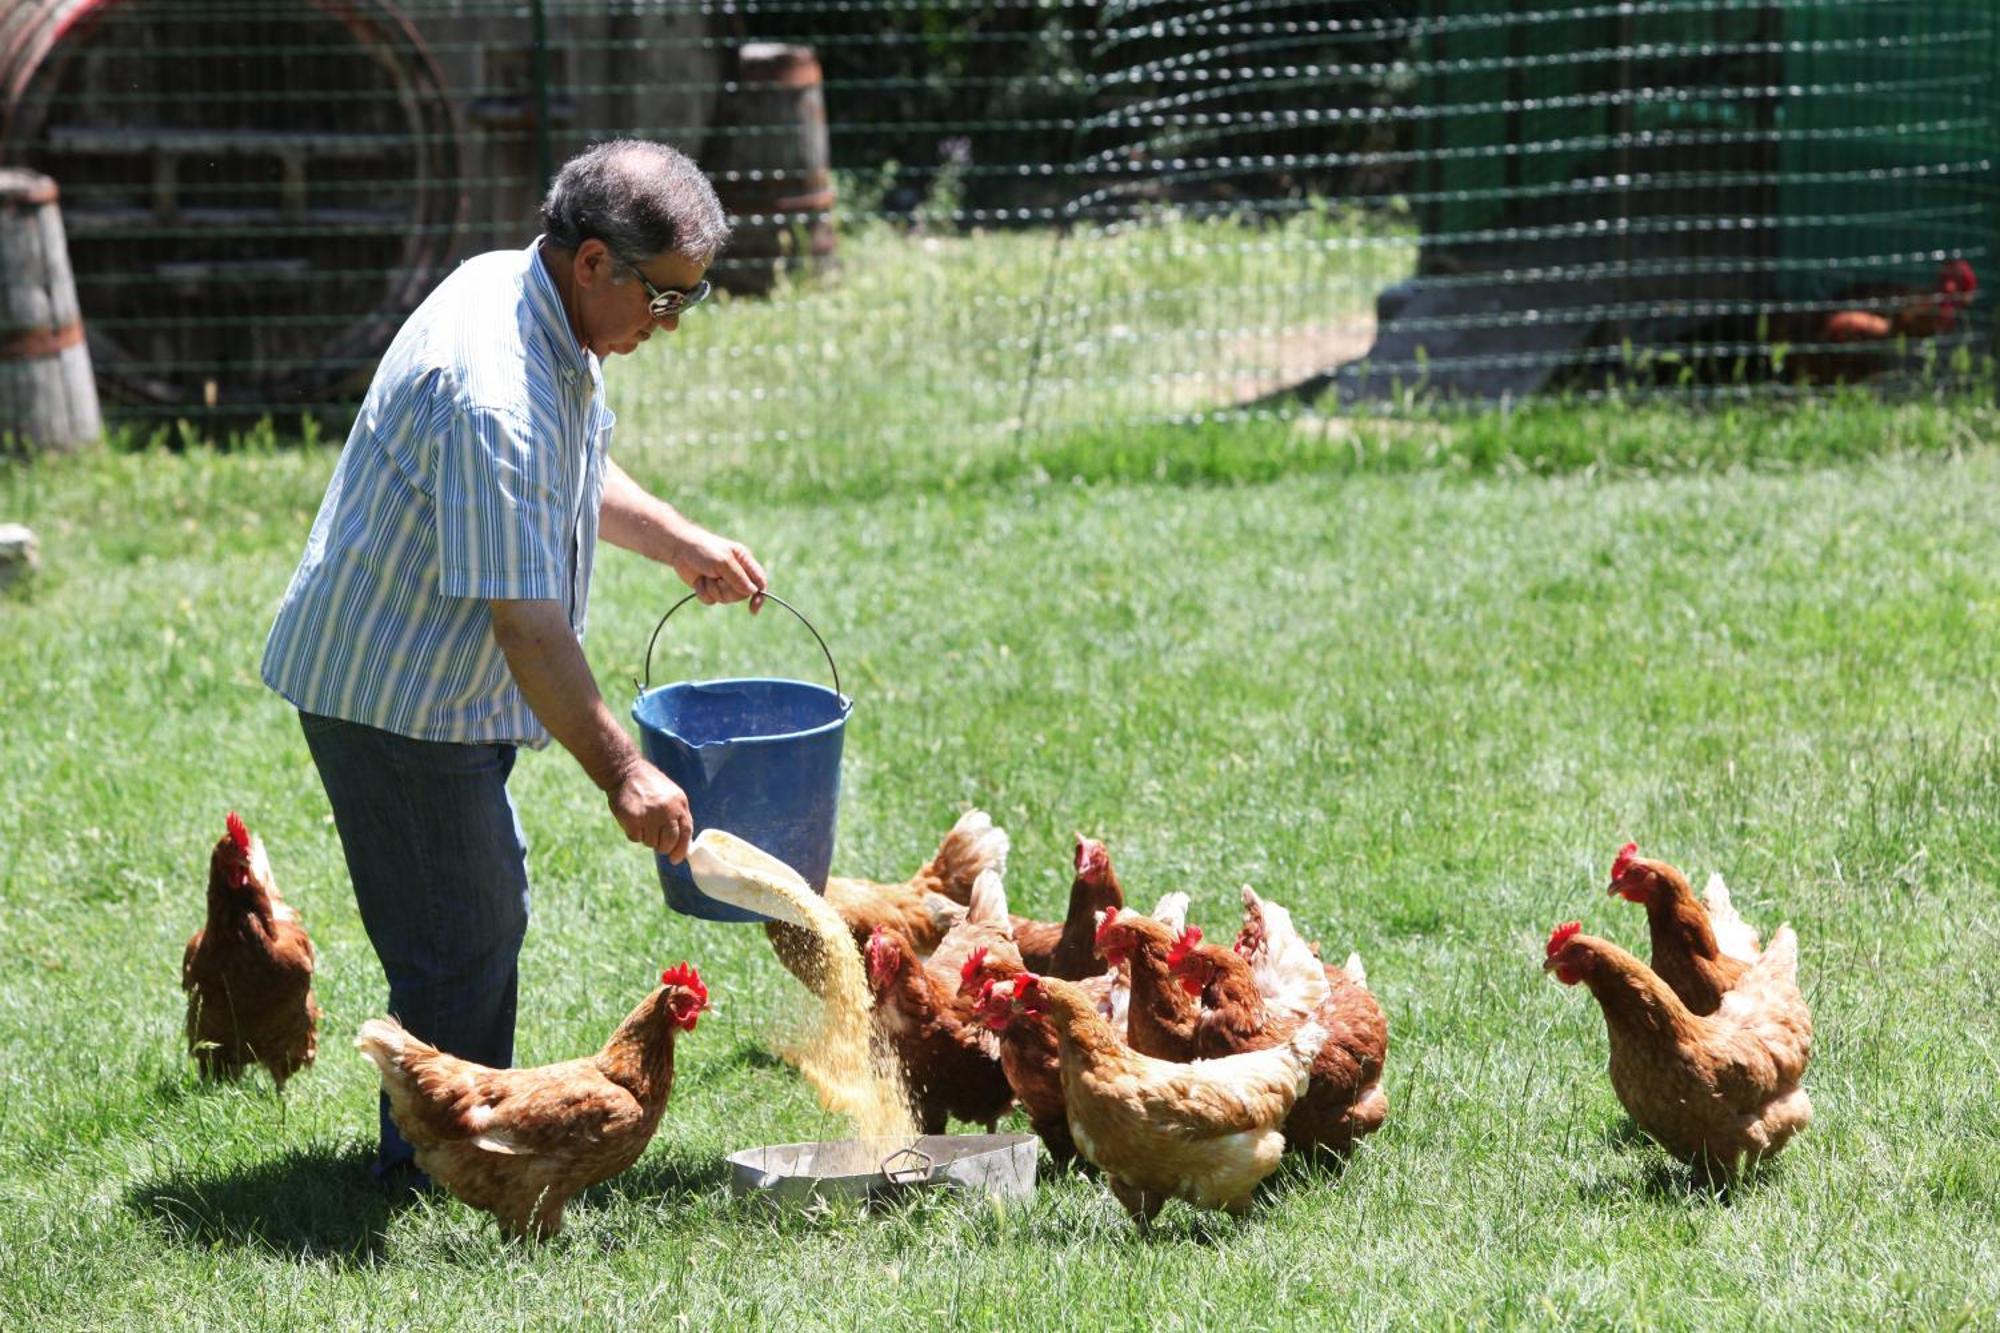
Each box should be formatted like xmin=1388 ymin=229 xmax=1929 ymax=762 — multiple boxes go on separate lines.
xmin=0 ymin=523 xmax=40 ymax=590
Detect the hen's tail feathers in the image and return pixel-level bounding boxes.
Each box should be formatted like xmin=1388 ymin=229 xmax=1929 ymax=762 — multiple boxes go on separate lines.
xmin=1341 ymin=952 xmax=1368 ymax=989
xmin=1286 ymin=1021 xmax=1329 ymax=1092
xmin=1701 ymin=873 xmax=1764 ymax=962
xmin=1755 ymin=924 xmax=1799 ymax=986
xmin=923 ymin=893 xmax=970 ymax=937
xmin=966 ymin=868 xmax=1010 ymax=927
xmin=1239 ymin=886 xmax=1330 ymax=1016
xmin=1722 ymin=925 xmax=1806 ymax=1045
xmin=1237 ymin=884 xmax=1267 ymax=948
xmin=1243 ymin=886 xmax=1314 ymax=963
xmin=1149 ymin=891 xmax=1191 ymax=930
xmin=1257 ymin=898 xmax=1307 ymax=956
xmin=928 ymin=810 xmax=1010 ymax=902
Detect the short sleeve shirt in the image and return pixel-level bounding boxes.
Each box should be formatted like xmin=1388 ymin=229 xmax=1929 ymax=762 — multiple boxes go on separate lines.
xmin=261 ymin=240 xmax=611 ymax=747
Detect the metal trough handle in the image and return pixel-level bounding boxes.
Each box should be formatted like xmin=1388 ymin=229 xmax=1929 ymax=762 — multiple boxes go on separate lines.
xmin=878 ymin=1146 xmax=934 ymax=1186
xmin=637 ymin=590 xmax=842 ymax=700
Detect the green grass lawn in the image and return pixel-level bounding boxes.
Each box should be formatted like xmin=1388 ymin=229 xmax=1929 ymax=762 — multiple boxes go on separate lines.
xmin=3 ymin=214 xmax=2000 ymax=1325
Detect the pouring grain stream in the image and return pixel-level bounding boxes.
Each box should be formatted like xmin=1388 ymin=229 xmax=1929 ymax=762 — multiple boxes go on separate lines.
xmin=688 ymin=829 xmax=918 ymax=1140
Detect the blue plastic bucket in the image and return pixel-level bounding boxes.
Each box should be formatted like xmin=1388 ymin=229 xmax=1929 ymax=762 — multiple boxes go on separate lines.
xmin=630 ymin=593 xmax=851 ymax=923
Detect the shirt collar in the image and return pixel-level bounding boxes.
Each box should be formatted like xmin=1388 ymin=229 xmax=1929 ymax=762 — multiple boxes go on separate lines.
xmin=525 ymin=236 xmax=595 ymax=382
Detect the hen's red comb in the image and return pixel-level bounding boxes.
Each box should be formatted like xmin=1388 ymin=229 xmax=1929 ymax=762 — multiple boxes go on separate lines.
xmin=1545 ymin=922 xmax=1582 ymax=958
xmin=1016 ymin=972 xmax=1041 ymax=1002
xmin=660 ymin=962 xmax=708 ymax=1006
xmin=960 ymin=946 xmax=989 ymax=991
xmin=225 ymin=812 xmax=251 ymax=854
xmin=1609 ymin=842 xmax=1639 ymax=881
xmin=1166 ymin=925 xmax=1203 ymax=969
xmin=1092 ymin=906 xmax=1124 ymax=950
xmin=1942 ymin=259 xmax=1978 ymax=295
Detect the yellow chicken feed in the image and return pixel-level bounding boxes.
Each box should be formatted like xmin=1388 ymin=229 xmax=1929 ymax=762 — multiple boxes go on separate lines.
xmin=689 ymin=829 xmax=917 ymax=1141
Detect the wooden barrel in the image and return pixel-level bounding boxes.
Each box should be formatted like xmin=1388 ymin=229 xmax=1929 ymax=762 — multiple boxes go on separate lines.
xmin=709 ymin=44 xmax=838 ymax=295
xmin=0 ymin=0 xmax=463 ymax=419
xmin=0 ymin=168 xmax=100 ymax=452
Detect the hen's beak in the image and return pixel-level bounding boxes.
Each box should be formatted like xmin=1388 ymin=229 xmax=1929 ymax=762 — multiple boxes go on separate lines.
xmin=1540 ymin=955 xmax=1560 ymax=972
xmin=1605 ymin=881 xmax=1622 ymax=896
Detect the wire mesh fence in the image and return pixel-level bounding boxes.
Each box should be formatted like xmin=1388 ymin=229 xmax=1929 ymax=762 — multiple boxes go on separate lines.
xmin=0 ymin=0 xmax=1993 ymax=454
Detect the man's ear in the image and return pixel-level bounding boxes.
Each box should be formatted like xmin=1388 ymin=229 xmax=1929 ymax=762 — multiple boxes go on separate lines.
xmin=572 ymin=237 xmax=613 ymax=291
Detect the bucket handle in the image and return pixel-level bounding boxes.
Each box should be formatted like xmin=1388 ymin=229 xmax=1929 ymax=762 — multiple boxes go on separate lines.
xmin=637 ymin=591 xmax=842 ymax=700
xmin=879 ymin=1145 xmax=935 ymax=1186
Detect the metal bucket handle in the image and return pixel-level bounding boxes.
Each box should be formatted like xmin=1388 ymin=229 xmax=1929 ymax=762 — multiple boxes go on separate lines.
xmin=878 ymin=1145 xmax=935 ymax=1186
xmin=637 ymin=591 xmax=842 ymax=700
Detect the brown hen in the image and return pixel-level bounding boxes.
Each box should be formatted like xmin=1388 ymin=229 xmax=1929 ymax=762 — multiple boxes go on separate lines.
xmin=1606 ymin=842 xmax=1762 ymax=1015
xmin=1781 ymin=259 xmax=1979 ymax=384
xmin=181 ymin=812 xmax=319 ymax=1089
xmin=1011 ymin=834 xmax=1126 ymax=978
xmin=1094 ymin=905 xmax=1198 ymax=1060
xmin=1169 ymin=927 xmax=1388 ymax=1153
xmin=1545 ymin=922 xmax=1812 ymax=1174
xmin=980 ymin=973 xmax=1320 ymax=1226
xmin=865 ymin=926 xmax=1013 ymax=1134
xmin=958 ymin=946 xmax=1118 ymax=1169
xmin=354 ymin=964 xmax=708 ymax=1239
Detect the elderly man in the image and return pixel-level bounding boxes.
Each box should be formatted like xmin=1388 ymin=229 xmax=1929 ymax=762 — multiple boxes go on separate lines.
xmin=261 ymin=140 xmax=764 ymax=1182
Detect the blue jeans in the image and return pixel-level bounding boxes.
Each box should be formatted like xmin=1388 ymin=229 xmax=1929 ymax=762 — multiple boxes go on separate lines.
xmin=299 ymin=711 xmax=531 ymax=1176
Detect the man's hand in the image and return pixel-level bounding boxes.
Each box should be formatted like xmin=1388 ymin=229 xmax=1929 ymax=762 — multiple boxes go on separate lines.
xmin=606 ymin=756 xmax=694 ymax=863
xmin=672 ymin=526 xmax=768 ymax=611
xmin=489 ymin=598 xmax=693 ymax=859
xmin=599 ymin=461 xmax=770 ymax=611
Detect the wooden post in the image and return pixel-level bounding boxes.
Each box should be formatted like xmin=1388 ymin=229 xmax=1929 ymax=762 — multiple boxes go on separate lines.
xmin=709 ymin=44 xmax=838 ymax=295
xmin=0 ymin=169 xmax=101 ymax=454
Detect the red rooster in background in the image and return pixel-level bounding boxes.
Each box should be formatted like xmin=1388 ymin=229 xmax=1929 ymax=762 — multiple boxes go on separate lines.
xmin=1780 ymin=258 xmax=1978 ymax=384
xmin=1642 ymin=258 xmax=1980 ymax=389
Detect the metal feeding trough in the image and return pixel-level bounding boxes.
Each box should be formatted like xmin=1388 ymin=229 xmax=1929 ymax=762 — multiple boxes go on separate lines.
xmin=727 ymin=1134 xmax=1038 ymax=1208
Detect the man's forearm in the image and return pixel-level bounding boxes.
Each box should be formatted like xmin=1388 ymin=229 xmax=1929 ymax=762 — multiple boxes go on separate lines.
xmin=599 ymin=459 xmax=695 ymax=564
xmin=489 ymin=598 xmax=639 ymax=791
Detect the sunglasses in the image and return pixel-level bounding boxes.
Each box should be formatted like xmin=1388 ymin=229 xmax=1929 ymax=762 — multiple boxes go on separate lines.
xmin=613 ymin=252 xmax=711 ymax=320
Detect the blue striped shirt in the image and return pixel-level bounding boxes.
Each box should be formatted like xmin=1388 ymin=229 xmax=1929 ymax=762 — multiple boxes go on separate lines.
xmin=261 ymin=240 xmax=612 ymax=747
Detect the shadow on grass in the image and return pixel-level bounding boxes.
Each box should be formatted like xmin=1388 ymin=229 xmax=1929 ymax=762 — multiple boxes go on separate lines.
xmin=1573 ymin=1122 xmax=1777 ymax=1206
xmin=702 ymin=1040 xmax=789 ymax=1076
xmin=1062 ymin=1145 xmax=1363 ymax=1246
xmin=587 ymin=1147 xmax=734 ymax=1209
xmin=1259 ymin=1141 xmax=1360 ymax=1196
xmin=1105 ymin=1193 xmax=1281 ymax=1247
xmin=147 ymin=1071 xmax=198 ymax=1109
xmin=125 ymin=1144 xmax=399 ymax=1264
xmin=1598 ymin=1117 xmax=1655 ymax=1153
xmin=1640 ymin=1160 xmax=1741 ymax=1204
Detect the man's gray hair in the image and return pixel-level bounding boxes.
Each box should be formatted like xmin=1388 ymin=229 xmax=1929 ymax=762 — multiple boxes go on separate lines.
xmin=540 ymin=139 xmax=731 ymax=265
